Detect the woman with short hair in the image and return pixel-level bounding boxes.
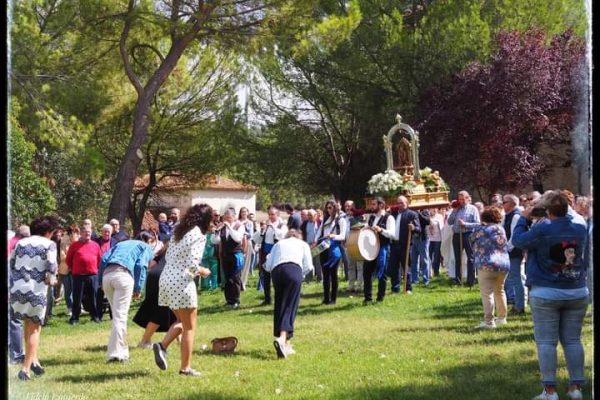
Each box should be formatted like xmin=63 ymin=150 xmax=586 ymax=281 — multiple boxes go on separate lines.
xmin=513 ymin=191 xmax=589 ymax=400
xmin=469 ymin=207 xmax=510 ymax=329
xmin=10 ymin=215 xmax=60 ymax=380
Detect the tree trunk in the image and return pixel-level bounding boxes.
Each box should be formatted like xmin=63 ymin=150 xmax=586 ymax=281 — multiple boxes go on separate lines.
xmin=107 ymin=95 xmax=152 ymax=223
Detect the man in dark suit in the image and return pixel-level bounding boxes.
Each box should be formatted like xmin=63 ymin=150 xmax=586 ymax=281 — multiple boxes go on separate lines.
xmin=387 ymin=195 xmax=421 ymax=294
xmin=284 ymin=203 xmax=302 ymax=230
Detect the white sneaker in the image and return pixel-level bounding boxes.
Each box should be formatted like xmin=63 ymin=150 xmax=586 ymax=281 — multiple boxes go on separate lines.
xmin=286 ymin=344 xmax=296 ymax=355
xmin=494 ymin=317 xmax=507 ymax=325
xmin=532 ymin=389 xmax=559 ymax=400
xmin=566 ymin=389 xmax=582 ymax=399
xmin=137 ymin=341 xmax=152 ymax=349
xmin=477 ymin=321 xmax=496 ymax=329
xmin=406 ymin=290 xmax=413 ymax=295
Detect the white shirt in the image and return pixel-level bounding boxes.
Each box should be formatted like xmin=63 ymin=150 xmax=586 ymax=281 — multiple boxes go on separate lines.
xmin=368 ymin=212 xmax=396 ymax=240
xmin=319 ymin=216 xmax=347 ymax=241
xmin=264 ymin=237 xmax=314 ymax=277
xmin=211 ymin=222 xmax=245 ymax=245
xmin=505 ymin=212 xmax=521 ymax=252
xmin=252 ymin=219 xmax=288 ymax=245
xmin=427 ymin=213 xmax=444 ymax=242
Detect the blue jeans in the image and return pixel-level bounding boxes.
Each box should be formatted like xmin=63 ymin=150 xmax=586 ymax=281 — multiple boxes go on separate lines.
xmin=506 ymin=256 xmax=525 ymax=310
xmin=9 ymin=306 xmax=24 ymax=362
xmin=60 ymin=273 xmax=74 ymax=310
xmin=529 ymin=296 xmax=588 ymax=386
xmin=410 ymin=236 xmax=430 ymax=284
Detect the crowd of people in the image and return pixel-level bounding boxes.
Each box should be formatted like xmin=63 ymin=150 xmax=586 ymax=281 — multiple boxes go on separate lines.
xmin=7 ymin=189 xmax=592 ymax=399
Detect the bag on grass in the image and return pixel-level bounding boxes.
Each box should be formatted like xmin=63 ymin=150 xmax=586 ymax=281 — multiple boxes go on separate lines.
xmin=211 ymin=336 xmax=238 ymax=354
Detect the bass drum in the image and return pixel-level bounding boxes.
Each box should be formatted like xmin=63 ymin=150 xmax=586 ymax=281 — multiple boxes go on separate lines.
xmin=346 ymin=228 xmax=380 ymax=261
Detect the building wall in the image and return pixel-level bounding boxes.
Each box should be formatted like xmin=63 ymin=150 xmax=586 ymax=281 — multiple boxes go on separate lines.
xmin=149 ymin=190 xmax=256 ymax=215
xmin=190 ymin=190 xmax=256 ymax=215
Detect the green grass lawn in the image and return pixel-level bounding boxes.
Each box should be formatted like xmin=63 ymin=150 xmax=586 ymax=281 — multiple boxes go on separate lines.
xmin=8 ymin=272 xmax=594 ymax=400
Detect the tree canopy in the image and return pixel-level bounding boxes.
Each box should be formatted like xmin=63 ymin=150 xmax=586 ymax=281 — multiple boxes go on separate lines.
xmin=7 ymin=0 xmax=590 ymax=226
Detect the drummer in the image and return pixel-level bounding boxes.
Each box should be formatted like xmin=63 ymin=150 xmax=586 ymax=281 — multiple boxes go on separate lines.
xmin=363 ymin=197 xmax=396 ymax=304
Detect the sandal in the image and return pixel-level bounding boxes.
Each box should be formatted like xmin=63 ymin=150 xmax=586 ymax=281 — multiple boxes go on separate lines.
xmin=17 ymin=370 xmax=31 ymax=381
xmin=179 ymin=368 xmax=202 ymax=377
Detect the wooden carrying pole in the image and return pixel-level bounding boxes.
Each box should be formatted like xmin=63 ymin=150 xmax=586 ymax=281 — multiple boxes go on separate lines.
xmin=458 ymin=225 xmax=463 ymax=283
xmin=403 ymin=228 xmax=412 ymax=293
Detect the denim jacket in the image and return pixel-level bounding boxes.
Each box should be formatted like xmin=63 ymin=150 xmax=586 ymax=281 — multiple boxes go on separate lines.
xmin=99 ymin=240 xmax=153 ymax=292
xmin=512 ymin=216 xmax=587 ymax=289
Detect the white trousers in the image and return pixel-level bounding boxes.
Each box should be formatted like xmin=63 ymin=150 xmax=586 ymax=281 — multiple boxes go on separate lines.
xmin=103 ymin=269 xmax=134 ymax=360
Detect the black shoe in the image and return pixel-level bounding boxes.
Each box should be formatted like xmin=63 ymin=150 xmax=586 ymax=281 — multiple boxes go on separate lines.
xmin=69 ymin=319 xmax=79 ymax=325
xmin=153 ymin=343 xmax=168 ymax=370
xmin=107 ymin=357 xmax=128 ymax=364
xmin=509 ymin=308 xmax=525 ymax=316
xmin=17 ymin=370 xmax=31 ymax=381
xmin=92 ymin=318 xmax=102 ymax=323
xmin=231 ymin=303 xmax=240 ymax=310
xmin=363 ymin=299 xmax=373 ymax=305
xmin=259 ymin=300 xmax=271 ymax=306
xmin=30 ymin=363 xmax=45 ymax=376
xmin=321 ymin=300 xmax=330 ymax=305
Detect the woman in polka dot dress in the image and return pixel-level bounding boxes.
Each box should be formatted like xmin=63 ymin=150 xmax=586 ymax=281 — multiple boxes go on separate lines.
xmin=155 ymin=204 xmax=213 ymax=377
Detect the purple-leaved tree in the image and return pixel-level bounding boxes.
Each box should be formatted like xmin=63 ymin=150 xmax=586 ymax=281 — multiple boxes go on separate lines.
xmin=416 ymin=28 xmax=586 ymax=201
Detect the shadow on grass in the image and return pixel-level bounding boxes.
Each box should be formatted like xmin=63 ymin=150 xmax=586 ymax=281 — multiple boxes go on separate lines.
xmin=41 ymin=357 xmax=94 ymax=367
xmin=336 ymin=358 xmax=578 ymax=400
xmin=177 ymin=390 xmax=252 ymax=400
xmin=56 ymin=370 xmax=151 ymax=383
xmin=83 ymin=344 xmax=106 ymax=353
xmin=194 ymin=348 xmax=273 ymax=360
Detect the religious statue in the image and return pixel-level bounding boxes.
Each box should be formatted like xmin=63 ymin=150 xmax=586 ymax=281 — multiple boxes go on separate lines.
xmin=384 ymin=115 xmax=420 ymax=179
xmin=393 ymin=137 xmax=412 ymax=170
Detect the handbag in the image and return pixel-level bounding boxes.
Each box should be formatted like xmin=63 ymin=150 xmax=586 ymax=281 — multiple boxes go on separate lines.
xmin=211 ymin=336 xmax=238 ymax=354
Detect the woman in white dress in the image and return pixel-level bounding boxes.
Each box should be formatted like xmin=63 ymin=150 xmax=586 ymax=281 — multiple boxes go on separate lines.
xmin=10 ymin=215 xmax=60 ymax=381
xmin=154 ymin=204 xmax=213 ymax=377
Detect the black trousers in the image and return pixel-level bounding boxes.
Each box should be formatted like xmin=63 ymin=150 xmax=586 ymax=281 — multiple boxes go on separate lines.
xmin=452 ymin=232 xmax=475 ymax=286
xmin=429 ymin=241 xmax=442 ymax=276
xmin=363 ymin=259 xmax=386 ymax=301
xmin=71 ymin=274 xmax=101 ymax=321
xmin=222 ymin=253 xmax=242 ymax=304
xmin=388 ymin=243 xmax=413 ymax=292
xmin=271 ymin=263 xmax=303 ymax=340
xmin=320 ymin=252 xmax=339 ymax=303
xmin=260 ymin=269 xmax=272 ymax=302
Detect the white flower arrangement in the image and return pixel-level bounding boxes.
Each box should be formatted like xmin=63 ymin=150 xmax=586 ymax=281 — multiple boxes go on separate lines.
xmin=367 ymin=169 xmax=404 ymax=196
xmin=367 ymin=167 xmax=448 ymax=197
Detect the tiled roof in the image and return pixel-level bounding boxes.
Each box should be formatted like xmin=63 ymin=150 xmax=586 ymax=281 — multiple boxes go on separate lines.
xmin=134 ymin=174 xmax=256 ymax=192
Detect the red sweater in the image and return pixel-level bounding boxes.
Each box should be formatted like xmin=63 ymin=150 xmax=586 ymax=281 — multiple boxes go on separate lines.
xmin=66 ymin=240 xmax=102 ymax=276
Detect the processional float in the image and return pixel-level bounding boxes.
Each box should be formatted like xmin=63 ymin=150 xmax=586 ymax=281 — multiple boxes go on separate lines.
xmin=345 ymin=115 xmax=451 ymax=263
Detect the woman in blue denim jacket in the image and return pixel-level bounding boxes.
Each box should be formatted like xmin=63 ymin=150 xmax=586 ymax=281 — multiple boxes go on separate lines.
xmin=469 ymin=207 xmax=510 ymax=329
xmin=512 ymin=191 xmax=588 ymax=400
